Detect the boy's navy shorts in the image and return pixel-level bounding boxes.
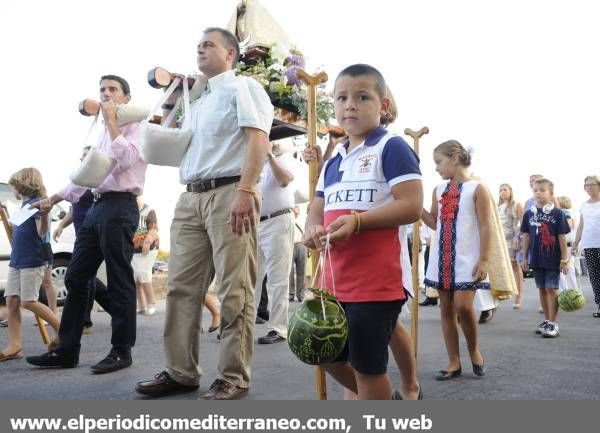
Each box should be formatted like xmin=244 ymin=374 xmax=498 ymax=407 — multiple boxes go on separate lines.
xmin=533 ymin=268 xmax=560 ymax=289
xmin=332 ymin=299 xmax=405 ymax=375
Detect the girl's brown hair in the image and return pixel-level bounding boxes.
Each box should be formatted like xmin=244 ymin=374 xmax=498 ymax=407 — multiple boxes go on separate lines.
xmin=434 ymin=139 xmax=471 ymax=167
xmin=8 ymin=167 xmax=47 ymax=199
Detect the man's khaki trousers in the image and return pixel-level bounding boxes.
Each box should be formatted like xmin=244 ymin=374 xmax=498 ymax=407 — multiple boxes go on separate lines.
xmin=164 ymin=183 xmax=259 ymax=388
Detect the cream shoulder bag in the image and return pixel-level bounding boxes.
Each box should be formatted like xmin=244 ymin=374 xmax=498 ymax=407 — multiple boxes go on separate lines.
xmin=139 ymin=77 xmax=192 ymax=167
xmin=69 ymin=115 xmax=117 ymax=188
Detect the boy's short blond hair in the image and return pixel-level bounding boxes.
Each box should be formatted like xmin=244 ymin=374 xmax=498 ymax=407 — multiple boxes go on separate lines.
xmin=533 ymin=178 xmax=554 ymax=195
xmin=8 ymin=167 xmax=47 ymax=198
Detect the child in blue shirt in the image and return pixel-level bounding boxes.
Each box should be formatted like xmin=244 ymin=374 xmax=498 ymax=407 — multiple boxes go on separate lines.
xmin=520 ymin=178 xmax=569 ymax=338
xmin=0 ymin=168 xmax=60 ymax=362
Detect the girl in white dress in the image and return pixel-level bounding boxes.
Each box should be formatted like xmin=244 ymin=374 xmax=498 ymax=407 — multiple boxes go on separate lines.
xmin=422 ymin=140 xmax=492 ymax=380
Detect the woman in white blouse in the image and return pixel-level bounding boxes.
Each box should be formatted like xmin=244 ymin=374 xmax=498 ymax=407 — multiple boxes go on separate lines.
xmin=573 ymin=175 xmax=600 ymax=317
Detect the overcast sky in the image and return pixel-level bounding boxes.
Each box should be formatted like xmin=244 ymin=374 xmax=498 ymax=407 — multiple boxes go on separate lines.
xmin=1 ymin=0 xmax=597 ymax=248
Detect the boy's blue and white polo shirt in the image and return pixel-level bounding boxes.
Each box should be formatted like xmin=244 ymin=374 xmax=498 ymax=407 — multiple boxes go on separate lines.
xmin=316 ymin=126 xmax=422 ymax=302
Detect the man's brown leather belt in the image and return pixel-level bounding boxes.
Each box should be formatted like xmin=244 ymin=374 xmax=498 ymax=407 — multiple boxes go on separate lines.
xmin=186 ymin=176 xmax=241 ymax=193
xmin=260 ymin=208 xmax=291 ymax=222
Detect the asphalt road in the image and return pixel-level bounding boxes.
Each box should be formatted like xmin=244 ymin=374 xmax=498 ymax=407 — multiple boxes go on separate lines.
xmin=1 ymin=276 xmax=598 ymax=400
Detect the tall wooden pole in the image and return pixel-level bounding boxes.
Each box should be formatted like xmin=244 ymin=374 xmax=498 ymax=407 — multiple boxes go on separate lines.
xmin=0 ymin=203 xmax=50 ymax=344
xmin=404 ymin=127 xmax=429 ymax=359
xmin=297 ymin=69 xmax=328 ymax=400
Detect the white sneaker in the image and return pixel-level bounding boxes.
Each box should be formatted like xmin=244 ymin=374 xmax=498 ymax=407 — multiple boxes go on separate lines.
xmin=535 ymin=320 xmax=549 ymax=334
xmin=542 ymin=322 xmax=559 ymax=338
xmin=144 ymin=306 xmax=156 ymax=316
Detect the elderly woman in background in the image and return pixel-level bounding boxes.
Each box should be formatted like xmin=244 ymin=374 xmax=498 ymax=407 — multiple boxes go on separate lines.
xmin=573 ymin=175 xmax=600 ymax=317
xmin=498 ymin=184 xmax=524 ymax=308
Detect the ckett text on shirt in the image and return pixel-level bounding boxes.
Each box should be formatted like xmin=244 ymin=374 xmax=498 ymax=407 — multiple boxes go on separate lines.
xmin=326 ymin=188 xmax=378 ymax=205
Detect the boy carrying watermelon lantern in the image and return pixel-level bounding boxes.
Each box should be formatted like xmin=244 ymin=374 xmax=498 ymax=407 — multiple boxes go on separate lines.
xmin=301 ymin=64 xmax=423 ymax=400
xmin=520 ymin=178 xmax=570 ymax=338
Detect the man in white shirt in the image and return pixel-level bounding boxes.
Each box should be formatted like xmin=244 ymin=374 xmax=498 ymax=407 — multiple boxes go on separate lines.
xmin=136 ymin=27 xmax=273 ymax=400
xmin=255 ymin=142 xmax=296 ymax=344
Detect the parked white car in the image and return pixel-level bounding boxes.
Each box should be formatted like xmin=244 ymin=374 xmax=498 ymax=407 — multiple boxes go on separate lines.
xmin=0 ymin=181 xmax=75 ymax=305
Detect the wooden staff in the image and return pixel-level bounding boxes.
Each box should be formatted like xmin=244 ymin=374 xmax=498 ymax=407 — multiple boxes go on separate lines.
xmin=404 ymin=127 xmax=429 ymax=358
xmin=0 ymin=203 xmax=50 ymax=344
xmin=297 ymin=68 xmax=328 ymax=400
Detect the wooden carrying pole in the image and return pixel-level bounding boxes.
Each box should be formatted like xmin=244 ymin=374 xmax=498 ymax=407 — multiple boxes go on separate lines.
xmin=0 ymin=204 xmax=50 ymax=344
xmin=297 ymin=69 xmax=328 ymax=400
xmin=403 ymin=127 xmax=429 ymax=358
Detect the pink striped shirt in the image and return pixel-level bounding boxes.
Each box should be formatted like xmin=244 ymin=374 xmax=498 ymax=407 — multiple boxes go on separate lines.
xmin=58 ymin=122 xmax=147 ymax=203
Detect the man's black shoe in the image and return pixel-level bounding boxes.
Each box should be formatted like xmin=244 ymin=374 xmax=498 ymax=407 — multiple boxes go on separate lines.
xmin=26 ymin=351 xmax=78 ymax=368
xmin=135 ymin=371 xmax=199 ymax=396
xmin=257 ymin=331 xmax=285 ymax=344
xmin=90 ymin=349 xmax=132 ymax=374
xmin=419 ymin=297 xmax=438 ymax=306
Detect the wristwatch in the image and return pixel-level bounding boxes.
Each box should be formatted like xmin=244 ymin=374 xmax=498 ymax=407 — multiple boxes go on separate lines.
xmin=267 ymin=153 xmax=274 ymax=161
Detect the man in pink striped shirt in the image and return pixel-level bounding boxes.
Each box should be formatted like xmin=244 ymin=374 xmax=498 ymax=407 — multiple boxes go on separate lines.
xmin=27 ymin=75 xmax=147 ymax=374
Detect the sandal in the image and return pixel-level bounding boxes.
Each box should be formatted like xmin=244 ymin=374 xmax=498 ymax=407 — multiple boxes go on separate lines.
xmin=0 ymin=348 xmax=23 ymax=362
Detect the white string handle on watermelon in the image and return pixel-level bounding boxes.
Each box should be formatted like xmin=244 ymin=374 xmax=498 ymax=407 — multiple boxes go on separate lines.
xmin=309 ymin=252 xmax=323 ymax=290
xmin=315 ymin=234 xmax=338 ymax=321
xmin=324 ymin=233 xmax=336 ymax=298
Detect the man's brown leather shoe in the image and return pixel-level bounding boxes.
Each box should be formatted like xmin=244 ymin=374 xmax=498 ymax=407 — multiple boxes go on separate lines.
xmin=201 ymin=378 xmax=248 ymax=400
xmin=135 ymin=371 xmax=199 ymax=396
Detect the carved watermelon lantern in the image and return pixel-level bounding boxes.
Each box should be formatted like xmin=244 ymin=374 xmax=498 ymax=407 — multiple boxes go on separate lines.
xmin=288 ymin=288 xmax=348 ymax=365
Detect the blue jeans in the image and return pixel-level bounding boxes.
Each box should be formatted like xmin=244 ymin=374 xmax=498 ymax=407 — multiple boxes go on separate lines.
xmin=533 ymin=268 xmax=560 ymax=289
